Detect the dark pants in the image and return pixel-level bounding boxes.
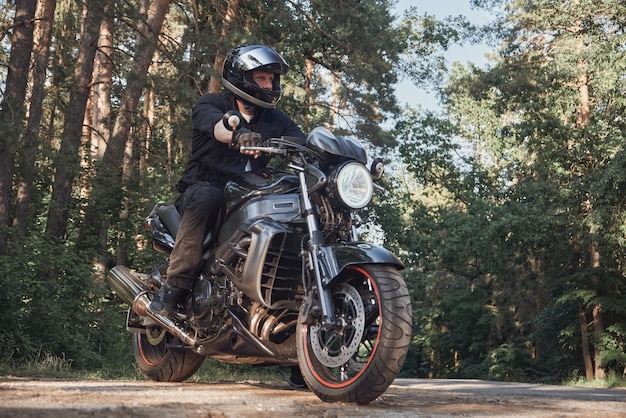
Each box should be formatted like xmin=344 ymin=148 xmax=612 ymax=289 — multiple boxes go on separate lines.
xmin=166 ymin=181 xmax=224 ymax=290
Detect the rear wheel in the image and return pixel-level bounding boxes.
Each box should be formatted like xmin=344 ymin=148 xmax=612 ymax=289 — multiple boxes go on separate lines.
xmin=297 ymin=265 xmax=412 ymax=404
xmin=132 ymin=324 xmax=205 ymax=382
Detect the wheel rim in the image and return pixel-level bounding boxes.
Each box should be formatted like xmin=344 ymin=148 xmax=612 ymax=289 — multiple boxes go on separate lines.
xmin=303 ymin=266 xmax=382 ymax=388
xmin=137 ymin=325 xmax=169 ymax=367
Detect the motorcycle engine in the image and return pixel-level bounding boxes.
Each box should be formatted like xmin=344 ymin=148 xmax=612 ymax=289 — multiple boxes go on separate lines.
xmin=190 ymin=275 xmax=226 ymax=331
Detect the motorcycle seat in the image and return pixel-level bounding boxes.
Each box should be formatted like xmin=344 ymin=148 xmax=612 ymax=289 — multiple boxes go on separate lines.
xmin=156 ymin=203 xmax=181 ymax=239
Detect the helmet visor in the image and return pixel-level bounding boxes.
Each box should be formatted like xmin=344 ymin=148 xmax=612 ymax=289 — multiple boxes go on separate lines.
xmin=236 ymin=46 xmax=288 ymax=74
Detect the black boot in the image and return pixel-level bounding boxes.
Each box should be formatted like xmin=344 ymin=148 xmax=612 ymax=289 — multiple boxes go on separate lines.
xmin=149 ymin=283 xmax=185 ymax=317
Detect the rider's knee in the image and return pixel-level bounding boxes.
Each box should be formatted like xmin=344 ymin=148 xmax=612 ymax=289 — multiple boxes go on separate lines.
xmin=185 ymin=181 xmax=224 ymax=210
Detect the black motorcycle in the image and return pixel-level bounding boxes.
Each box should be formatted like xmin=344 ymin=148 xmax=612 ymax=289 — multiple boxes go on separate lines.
xmin=107 ymin=126 xmax=412 ymax=404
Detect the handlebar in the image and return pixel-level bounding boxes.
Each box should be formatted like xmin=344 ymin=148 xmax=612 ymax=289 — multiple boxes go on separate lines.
xmin=239 ymin=145 xmax=288 ymax=156
xmin=241 ymin=135 xmax=386 ymax=186
xmin=240 ymin=136 xmax=308 ymax=156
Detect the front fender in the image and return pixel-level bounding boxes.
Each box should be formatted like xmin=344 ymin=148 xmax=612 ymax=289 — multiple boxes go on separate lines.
xmin=316 ymin=242 xmax=405 ymax=287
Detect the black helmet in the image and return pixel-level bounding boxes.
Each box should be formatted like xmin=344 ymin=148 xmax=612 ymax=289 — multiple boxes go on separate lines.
xmin=222 ymin=44 xmax=289 ymax=109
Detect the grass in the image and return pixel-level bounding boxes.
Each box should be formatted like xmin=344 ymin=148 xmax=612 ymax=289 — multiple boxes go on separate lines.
xmin=563 ymin=371 xmax=626 ymax=389
xmin=1 ymin=350 xmax=73 ymax=378
xmin=22 ymin=351 xmax=72 ymax=375
xmin=182 ymin=358 xmax=287 ymax=383
xmin=0 ymin=350 xmax=287 ymax=384
xmin=6 ymin=349 xmax=623 ymax=389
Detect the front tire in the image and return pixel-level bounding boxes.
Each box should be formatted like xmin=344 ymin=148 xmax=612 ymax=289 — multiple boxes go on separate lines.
xmin=297 ymin=265 xmax=412 ymax=404
xmin=132 ymin=325 xmax=205 ymax=382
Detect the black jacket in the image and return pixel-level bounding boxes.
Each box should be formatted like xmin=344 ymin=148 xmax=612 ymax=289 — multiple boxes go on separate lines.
xmin=176 ymin=92 xmax=305 ymax=192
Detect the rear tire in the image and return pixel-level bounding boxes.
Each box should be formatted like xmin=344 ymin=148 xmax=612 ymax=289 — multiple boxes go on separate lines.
xmin=132 ymin=325 xmax=205 ymax=382
xmin=297 ymin=265 xmax=412 ymax=404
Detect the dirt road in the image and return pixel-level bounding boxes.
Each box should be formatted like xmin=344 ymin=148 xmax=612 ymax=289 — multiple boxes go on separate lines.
xmin=0 ymin=377 xmax=625 ymax=417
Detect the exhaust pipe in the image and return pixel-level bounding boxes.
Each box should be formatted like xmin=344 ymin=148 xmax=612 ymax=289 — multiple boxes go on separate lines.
xmin=106 ymin=265 xmax=197 ymax=347
xmin=106 ymin=265 xmax=146 ymax=306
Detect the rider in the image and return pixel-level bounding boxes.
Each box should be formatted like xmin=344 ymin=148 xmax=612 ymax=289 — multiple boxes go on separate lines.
xmin=150 ymin=44 xmax=305 ymax=317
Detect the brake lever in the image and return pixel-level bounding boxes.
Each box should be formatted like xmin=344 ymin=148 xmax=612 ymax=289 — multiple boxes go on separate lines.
xmin=239 ymin=146 xmax=288 ymax=156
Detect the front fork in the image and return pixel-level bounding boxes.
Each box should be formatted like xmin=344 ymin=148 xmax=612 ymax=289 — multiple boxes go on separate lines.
xmin=296 ymin=168 xmax=337 ymax=329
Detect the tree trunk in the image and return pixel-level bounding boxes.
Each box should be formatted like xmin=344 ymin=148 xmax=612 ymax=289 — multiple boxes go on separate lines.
xmin=573 ymin=12 xmax=605 ymax=379
xmin=0 ymin=0 xmax=36 ymax=253
xmin=102 ymin=0 xmax=170 ymax=167
xmin=208 ymin=0 xmax=239 ymax=94
xmin=75 ymin=0 xmax=114 ymax=276
xmin=301 ymin=57 xmax=314 ymax=127
xmin=304 ymin=57 xmax=313 ymax=102
xmin=164 ymin=100 xmax=175 ymax=186
xmin=140 ymin=48 xmax=157 ymax=188
xmin=590 ymin=241 xmax=606 ymax=379
xmin=578 ymin=299 xmax=594 ymax=380
xmin=96 ymin=0 xmax=170 ymax=264
xmin=90 ymin=0 xmax=114 ymax=161
xmin=592 ymin=304 xmax=606 ymax=379
xmin=13 ymin=0 xmax=57 ymax=243
xmin=44 ymin=0 xmax=105 ymax=241
xmin=578 ymin=66 xmax=605 ymax=382
xmin=330 ymin=75 xmax=340 ymax=130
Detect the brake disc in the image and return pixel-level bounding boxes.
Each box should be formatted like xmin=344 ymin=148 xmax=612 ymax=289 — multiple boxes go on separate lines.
xmin=308 ymin=283 xmax=365 ymax=368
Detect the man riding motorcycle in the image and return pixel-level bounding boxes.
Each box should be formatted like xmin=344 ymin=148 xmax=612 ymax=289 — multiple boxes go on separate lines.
xmin=150 ymin=44 xmax=305 ymax=317
xmin=107 ymin=44 xmax=412 ymax=402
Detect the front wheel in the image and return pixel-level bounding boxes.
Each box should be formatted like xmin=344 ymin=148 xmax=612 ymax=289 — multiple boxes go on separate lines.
xmin=297 ymin=265 xmax=412 ymax=404
xmin=132 ymin=324 xmax=205 ymax=382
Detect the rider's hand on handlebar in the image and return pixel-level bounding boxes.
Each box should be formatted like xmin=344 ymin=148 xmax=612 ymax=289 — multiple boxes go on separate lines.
xmin=230 ymin=128 xmax=262 ymax=158
xmin=232 ymin=129 xmax=261 ymax=148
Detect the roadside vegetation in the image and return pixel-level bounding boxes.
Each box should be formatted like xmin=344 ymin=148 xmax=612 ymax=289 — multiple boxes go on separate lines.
xmin=0 ymin=351 xmax=290 ymax=384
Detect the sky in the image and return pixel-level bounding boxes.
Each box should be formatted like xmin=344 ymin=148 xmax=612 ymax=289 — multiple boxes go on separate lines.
xmin=393 ymin=0 xmax=494 ymax=110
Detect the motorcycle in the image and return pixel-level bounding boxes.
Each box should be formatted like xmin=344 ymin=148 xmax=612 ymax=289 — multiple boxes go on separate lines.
xmin=106 ymin=126 xmax=413 ymax=404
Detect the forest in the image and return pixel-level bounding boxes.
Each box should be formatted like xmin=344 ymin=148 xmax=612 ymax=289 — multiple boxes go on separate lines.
xmin=0 ymin=0 xmax=625 ymax=385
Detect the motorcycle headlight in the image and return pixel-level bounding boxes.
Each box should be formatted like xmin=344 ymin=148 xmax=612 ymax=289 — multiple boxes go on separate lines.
xmin=330 ymin=162 xmax=374 ymax=209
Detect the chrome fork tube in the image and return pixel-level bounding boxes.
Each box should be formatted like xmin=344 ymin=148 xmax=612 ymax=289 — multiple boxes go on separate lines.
xmin=297 ymin=170 xmax=335 ymax=324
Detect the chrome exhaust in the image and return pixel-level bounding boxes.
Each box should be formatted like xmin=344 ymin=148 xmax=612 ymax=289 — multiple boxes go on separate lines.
xmin=106 ymin=265 xmax=146 ymax=306
xmin=106 ymin=265 xmax=197 ymax=347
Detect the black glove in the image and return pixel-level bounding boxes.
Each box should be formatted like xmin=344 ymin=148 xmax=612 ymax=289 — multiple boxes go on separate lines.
xmin=230 ymin=128 xmax=262 ymax=149
xmin=222 ymin=110 xmax=246 ymax=131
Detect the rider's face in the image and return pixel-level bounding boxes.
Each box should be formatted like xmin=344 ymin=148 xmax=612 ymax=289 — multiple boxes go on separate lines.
xmin=251 ymin=70 xmax=274 ymax=90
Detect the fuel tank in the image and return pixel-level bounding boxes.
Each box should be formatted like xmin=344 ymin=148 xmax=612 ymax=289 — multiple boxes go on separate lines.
xmin=224 ymin=167 xmax=299 ymax=214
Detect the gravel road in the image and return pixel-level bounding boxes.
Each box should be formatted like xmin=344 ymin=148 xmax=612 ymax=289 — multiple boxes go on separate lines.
xmin=0 ymin=376 xmax=624 ymax=417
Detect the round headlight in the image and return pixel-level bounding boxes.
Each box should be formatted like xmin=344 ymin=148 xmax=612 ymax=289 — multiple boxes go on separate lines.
xmin=334 ymin=162 xmax=374 ymax=209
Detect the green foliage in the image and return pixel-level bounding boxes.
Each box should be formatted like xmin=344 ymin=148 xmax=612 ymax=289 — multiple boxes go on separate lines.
xmin=529 ymin=299 xmax=582 ymax=382
xmin=387 ymin=0 xmax=626 ymax=383
xmin=470 ymin=342 xmax=535 ymax=382
xmin=399 ymin=8 xmax=477 ymax=91
xmin=0 ymin=233 xmax=133 ymax=374
xmin=281 ymin=0 xmax=403 ymax=144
